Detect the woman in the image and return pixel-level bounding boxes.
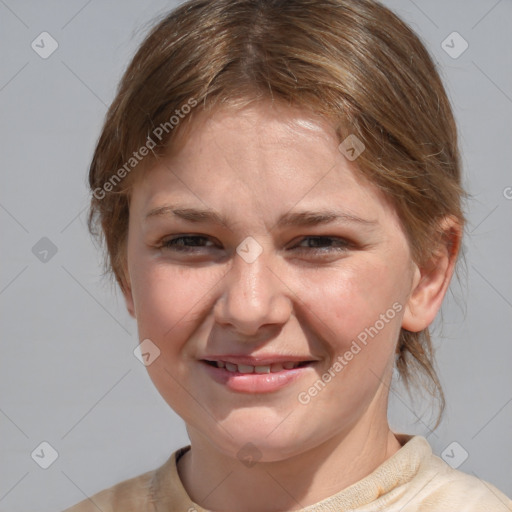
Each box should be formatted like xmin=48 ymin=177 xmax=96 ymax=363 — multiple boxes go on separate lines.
xmin=64 ymin=0 xmax=512 ymax=510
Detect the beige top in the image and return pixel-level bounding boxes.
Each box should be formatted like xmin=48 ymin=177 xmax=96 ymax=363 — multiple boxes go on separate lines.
xmin=63 ymin=434 xmax=512 ymax=511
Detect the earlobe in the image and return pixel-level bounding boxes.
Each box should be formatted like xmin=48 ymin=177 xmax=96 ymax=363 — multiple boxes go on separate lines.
xmin=402 ymin=217 xmax=461 ymax=333
xmin=121 ymin=273 xmax=136 ymax=319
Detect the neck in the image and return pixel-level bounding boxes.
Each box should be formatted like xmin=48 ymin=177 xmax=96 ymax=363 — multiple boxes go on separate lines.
xmin=177 ymin=408 xmax=402 ymax=511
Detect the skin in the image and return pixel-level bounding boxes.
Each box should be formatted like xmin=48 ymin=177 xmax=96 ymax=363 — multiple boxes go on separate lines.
xmin=121 ymin=101 xmax=460 ymax=511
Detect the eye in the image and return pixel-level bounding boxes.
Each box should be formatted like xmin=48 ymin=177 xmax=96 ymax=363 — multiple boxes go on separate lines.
xmin=161 ymin=235 xmax=218 ymax=252
xmin=292 ymin=236 xmax=351 ymax=253
xmin=159 ymin=234 xmax=351 ymax=256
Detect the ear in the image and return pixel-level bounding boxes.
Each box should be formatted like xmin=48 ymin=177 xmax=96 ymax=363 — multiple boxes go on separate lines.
xmin=120 ymin=267 xmax=136 ymax=319
xmin=122 ymin=283 xmax=136 ymax=318
xmin=402 ymin=216 xmax=462 ymax=332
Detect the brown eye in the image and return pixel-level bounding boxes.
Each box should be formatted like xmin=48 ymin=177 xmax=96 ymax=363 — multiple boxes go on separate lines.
xmin=162 ymin=235 xmax=217 ymax=251
xmin=294 ymin=236 xmax=350 ymax=251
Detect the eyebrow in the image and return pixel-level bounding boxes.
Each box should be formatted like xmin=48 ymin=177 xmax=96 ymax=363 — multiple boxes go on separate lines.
xmin=145 ymin=204 xmax=378 ymax=228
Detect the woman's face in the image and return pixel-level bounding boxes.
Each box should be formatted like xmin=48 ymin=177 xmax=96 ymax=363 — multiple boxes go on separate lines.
xmin=124 ymin=101 xmax=418 ymax=460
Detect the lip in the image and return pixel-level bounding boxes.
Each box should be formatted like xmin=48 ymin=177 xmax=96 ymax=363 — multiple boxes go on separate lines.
xmin=199 ymin=355 xmax=317 ymax=393
xmin=201 ymin=354 xmax=316 ymax=366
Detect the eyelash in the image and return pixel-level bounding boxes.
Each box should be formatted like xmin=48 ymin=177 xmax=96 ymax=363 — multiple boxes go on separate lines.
xmin=160 ymin=235 xmax=351 ymax=255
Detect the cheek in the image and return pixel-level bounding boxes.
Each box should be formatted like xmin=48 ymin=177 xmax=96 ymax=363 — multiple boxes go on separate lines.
xmin=291 ymin=261 xmax=406 ymax=423
xmin=130 ymin=258 xmax=223 ymax=342
xmin=129 ymin=259 xmax=225 ymax=415
xmin=296 ymin=258 xmax=406 ymax=356
xmin=303 ymin=262 xmax=405 ymax=326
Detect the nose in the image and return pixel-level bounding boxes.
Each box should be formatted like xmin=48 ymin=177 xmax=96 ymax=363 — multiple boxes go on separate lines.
xmin=213 ymin=248 xmax=293 ymax=337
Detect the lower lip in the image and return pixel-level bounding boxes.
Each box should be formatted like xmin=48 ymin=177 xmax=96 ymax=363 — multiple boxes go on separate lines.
xmin=201 ymin=361 xmax=312 ymax=393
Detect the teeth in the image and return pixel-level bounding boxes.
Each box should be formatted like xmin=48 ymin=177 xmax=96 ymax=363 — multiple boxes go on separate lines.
xmin=212 ymin=360 xmax=305 ymax=373
xmin=254 ymin=365 xmax=271 ymax=374
xmin=237 ymin=364 xmax=254 ymax=374
xmin=225 ymin=362 xmax=238 ymax=372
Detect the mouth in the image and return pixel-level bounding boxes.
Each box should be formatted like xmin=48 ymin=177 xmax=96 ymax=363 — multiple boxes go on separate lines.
xmin=199 ymin=356 xmax=317 ymax=393
xmin=202 ymin=359 xmax=313 ymax=374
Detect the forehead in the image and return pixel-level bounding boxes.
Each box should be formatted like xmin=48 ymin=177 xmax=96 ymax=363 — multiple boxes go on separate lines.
xmin=129 ymin=101 xmax=399 ymax=229
xmin=158 ymin=99 xmax=343 ymax=167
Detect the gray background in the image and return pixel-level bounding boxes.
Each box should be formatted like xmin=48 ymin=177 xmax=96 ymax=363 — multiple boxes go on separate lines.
xmin=0 ymin=1 xmax=511 ymax=510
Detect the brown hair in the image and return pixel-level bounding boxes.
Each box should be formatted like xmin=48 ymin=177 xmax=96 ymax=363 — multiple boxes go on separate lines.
xmin=88 ymin=0 xmax=466 ymax=426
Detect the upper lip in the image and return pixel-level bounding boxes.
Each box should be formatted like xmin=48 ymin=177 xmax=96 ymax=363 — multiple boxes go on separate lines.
xmin=200 ymin=354 xmax=318 ymax=366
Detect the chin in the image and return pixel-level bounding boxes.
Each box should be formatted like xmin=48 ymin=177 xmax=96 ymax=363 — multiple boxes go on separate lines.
xmin=195 ymin=412 xmax=324 ymax=462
